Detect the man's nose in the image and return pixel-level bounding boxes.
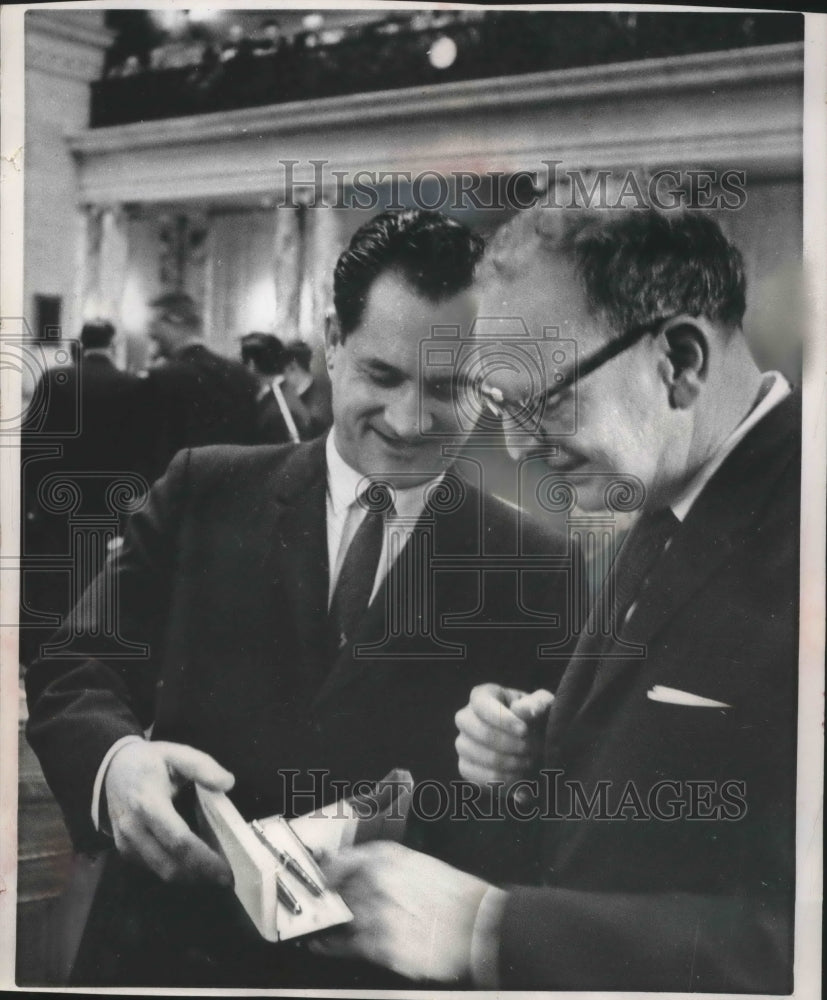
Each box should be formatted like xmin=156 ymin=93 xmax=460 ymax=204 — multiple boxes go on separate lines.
xmin=385 ymin=386 xmax=429 ymax=437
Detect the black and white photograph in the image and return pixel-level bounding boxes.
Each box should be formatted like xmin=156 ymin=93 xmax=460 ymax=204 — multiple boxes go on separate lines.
xmin=0 ymin=2 xmax=824 ymax=994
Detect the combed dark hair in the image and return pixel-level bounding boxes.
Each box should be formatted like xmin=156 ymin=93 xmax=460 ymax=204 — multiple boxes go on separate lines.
xmin=240 ymin=333 xmax=289 ymax=376
xmin=333 ymin=209 xmax=485 ymax=338
xmin=80 ymin=320 xmax=115 ymax=349
xmin=150 ymin=291 xmax=201 ymax=330
xmin=488 ymin=200 xmax=747 ymax=334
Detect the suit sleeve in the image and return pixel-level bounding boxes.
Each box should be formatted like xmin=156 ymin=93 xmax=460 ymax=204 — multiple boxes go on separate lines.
xmin=497 ymin=884 xmax=793 ymax=993
xmin=24 ymin=449 xmax=192 ymax=852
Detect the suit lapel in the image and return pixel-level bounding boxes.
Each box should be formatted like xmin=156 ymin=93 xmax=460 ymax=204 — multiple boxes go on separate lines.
xmin=558 ymin=392 xmax=800 ymax=723
xmin=626 ymin=391 xmax=799 ymax=649
xmin=266 ymin=438 xmax=330 ymax=678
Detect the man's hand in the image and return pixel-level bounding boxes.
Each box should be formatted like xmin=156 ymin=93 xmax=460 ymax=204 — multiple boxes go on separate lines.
xmin=455 ymin=684 xmax=554 ymax=788
xmin=310 ymin=841 xmax=491 ymax=982
xmin=104 ymin=739 xmax=235 ymax=886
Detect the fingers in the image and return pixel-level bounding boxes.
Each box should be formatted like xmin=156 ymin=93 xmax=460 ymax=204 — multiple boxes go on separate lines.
xmin=159 ymin=742 xmax=235 ymax=793
xmin=106 ymin=740 xmax=234 ymax=886
xmin=455 ymin=703 xmax=530 ymax=757
xmin=114 ymin=779 xmax=233 ymax=886
xmin=458 ymin=758 xmax=518 ymax=786
xmin=455 ymin=733 xmax=532 ymax=774
xmin=112 ymin=813 xmax=182 ymax=883
xmin=455 ymin=685 xmax=549 ymax=785
xmin=150 ymin=802 xmax=234 ymax=885
xmin=510 ymin=688 xmax=554 ymax=723
xmin=468 ymin=684 xmax=530 ymax=737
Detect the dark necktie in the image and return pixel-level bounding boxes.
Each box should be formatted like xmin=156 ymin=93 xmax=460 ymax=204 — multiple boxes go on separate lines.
xmin=607 ymin=506 xmax=680 ymax=642
xmin=329 ymin=483 xmax=395 ymax=653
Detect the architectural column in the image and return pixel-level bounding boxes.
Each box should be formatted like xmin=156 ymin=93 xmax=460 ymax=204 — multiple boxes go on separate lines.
xmin=303 ymin=204 xmax=340 ymax=348
xmin=81 ymin=204 xmax=128 ymax=326
xmin=273 ymin=205 xmax=302 ymax=341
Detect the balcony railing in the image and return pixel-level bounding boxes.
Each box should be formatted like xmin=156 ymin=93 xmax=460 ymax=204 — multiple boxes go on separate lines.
xmin=90 ymin=11 xmax=803 ymax=129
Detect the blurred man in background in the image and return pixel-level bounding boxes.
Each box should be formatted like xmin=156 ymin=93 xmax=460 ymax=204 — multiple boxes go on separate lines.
xmin=143 ymin=292 xmax=259 ymax=477
xmin=283 ymin=337 xmax=334 ymax=439
xmin=239 ymin=332 xmax=302 ymax=444
xmin=21 ymin=320 xmax=151 ymax=664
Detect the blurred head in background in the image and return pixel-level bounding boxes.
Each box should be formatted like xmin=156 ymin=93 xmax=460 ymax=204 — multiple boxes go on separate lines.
xmin=240 ymin=332 xmax=289 ymax=386
xmin=148 ymin=292 xmax=202 ymax=361
xmin=80 ymin=319 xmax=116 ymax=354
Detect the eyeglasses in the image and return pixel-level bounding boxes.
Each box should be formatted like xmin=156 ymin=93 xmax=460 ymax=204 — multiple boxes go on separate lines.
xmin=473 ymin=316 xmax=673 ymax=443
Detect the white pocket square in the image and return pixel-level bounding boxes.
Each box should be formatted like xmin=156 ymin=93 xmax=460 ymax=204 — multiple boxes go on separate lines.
xmin=647 ymin=685 xmax=732 ymax=709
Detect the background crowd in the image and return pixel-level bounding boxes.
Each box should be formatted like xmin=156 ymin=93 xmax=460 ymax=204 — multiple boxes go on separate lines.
xmin=20 ymin=299 xmax=332 ymax=666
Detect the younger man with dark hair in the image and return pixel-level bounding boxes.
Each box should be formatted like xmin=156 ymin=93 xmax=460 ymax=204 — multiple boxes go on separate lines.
xmin=26 ymin=209 xmax=572 ymax=987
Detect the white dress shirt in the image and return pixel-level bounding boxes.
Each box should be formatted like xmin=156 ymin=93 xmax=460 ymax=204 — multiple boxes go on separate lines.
xmin=670 ymin=371 xmax=790 ymax=521
xmin=326 ymin=430 xmax=445 ymax=605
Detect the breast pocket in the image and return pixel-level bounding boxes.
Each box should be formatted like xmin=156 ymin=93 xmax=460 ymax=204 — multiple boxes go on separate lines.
xmin=642 ymin=695 xmax=740 ymax=781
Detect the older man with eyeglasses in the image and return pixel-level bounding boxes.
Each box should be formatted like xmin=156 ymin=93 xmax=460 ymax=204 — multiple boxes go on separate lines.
xmin=312 ymin=201 xmax=800 ymax=993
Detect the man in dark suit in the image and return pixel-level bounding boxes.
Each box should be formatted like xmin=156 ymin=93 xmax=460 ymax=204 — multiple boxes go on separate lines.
xmin=21 ymin=321 xmax=152 ymax=664
xmin=284 ymin=338 xmax=334 ymax=439
xmin=143 ymin=292 xmax=259 ymax=478
xmin=239 ymin=332 xmax=301 ymax=444
xmin=313 ymin=206 xmax=800 ymax=993
xmin=25 ymin=210 xmax=574 ymax=986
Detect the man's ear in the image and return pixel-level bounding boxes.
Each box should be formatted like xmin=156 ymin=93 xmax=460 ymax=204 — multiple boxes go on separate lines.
xmin=657 ymin=315 xmax=710 ymax=409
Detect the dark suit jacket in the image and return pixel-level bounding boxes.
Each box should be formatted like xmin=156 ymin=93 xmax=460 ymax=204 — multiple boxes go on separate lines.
xmin=25 ymin=437 xmax=575 ymax=987
xmin=31 ymin=353 xmax=150 ymax=476
xmin=497 ymin=392 xmax=800 ymax=993
xmin=20 ymin=355 xmax=152 ymax=663
xmin=143 ymin=343 xmax=259 ymax=478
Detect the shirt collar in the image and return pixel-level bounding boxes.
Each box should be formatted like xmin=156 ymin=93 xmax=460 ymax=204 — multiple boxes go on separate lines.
xmin=325 ymin=431 xmax=444 ymax=520
xmin=670 ymin=371 xmax=791 ymax=522
xmin=256 ymin=374 xmax=286 ymax=402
